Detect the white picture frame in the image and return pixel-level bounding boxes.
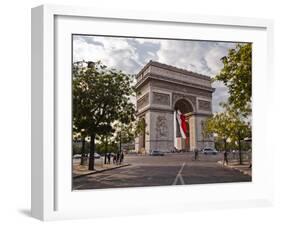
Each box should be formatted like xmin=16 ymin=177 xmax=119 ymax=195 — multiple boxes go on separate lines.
xmin=31 ymin=4 xmax=274 ymax=221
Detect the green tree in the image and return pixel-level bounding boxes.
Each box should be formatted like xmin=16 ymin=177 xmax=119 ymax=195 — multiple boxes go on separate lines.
xmin=204 ymin=106 xmax=251 ymax=164
xmin=116 ymin=122 xmax=135 ymax=151
xmin=72 ymin=66 xmax=90 ymax=166
xmin=73 ymin=61 xmax=135 ymax=170
xmin=96 ymin=129 xmax=115 ymax=164
xmin=96 ymin=140 xmax=118 ymax=154
xmin=203 ymin=111 xmax=232 ymax=154
xmin=225 ymin=108 xmax=251 ymax=164
xmin=134 ymin=117 xmax=147 ymax=138
xmin=216 ymin=43 xmax=252 ymax=117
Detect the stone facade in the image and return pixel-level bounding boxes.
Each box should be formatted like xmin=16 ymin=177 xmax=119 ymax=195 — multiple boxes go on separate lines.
xmin=136 ymin=93 xmax=149 ymax=110
xmin=198 ymin=99 xmax=212 ymax=111
xmin=152 ymin=92 xmax=170 ymax=106
xmin=135 ymin=61 xmax=215 ymax=153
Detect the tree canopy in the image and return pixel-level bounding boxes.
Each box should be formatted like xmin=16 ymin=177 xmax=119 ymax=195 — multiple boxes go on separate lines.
xmin=72 ymin=61 xmax=136 ymax=170
xmin=204 ymin=106 xmax=251 ymax=164
xmin=216 ymin=43 xmax=252 ymax=117
xmin=203 ymin=43 xmax=252 ymax=164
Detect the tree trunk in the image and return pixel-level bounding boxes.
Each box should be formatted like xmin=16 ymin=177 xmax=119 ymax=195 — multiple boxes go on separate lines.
xmin=224 ymin=138 xmax=227 ymax=152
xmin=88 ymin=134 xmax=96 ymax=170
xmin=119 ymin=133 xmax=122 ymax=153
xmin=238 ymin=138 xmax=243 ymax=165
xmin=104 ymin=152 xmax=107 ymax=164
xmin=80 ymin=137 xmax=86 ymax=165
xmin=104 ymin=137 xmax=108 ymax=164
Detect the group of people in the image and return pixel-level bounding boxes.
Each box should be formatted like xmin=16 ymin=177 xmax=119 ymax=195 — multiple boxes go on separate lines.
xmin=104 ymin=151 xmax=124 ymax=165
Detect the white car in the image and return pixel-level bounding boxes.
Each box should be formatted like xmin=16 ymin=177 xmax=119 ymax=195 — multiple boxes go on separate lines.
xmin=94 ymin=153 xmax=101 ymax=159
xmin=202 ymin=148 xmax=218 ymax=155
xmin=150 ymin=150 xmax=164 ymax=156
xmin=72 ymin=154 xmax=81 ymax=159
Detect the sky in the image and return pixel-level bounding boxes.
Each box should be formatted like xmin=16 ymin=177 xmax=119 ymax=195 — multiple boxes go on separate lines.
xmin=73 ymin=35 xmax=239 ymax=113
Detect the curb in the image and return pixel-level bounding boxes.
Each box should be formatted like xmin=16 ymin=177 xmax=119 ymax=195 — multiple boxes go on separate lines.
xmin=217 ymin=161 xmax=251 ymax=176
xmin=73 ymin=164 xmax=131 ymax=179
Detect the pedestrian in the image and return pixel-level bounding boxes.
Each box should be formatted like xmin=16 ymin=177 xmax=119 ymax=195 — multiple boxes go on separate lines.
xmin=223 ymin=150 xmax=228 ymax=166
xmin=107 ymin=152 xmax=111 ymax=164
xmin=116 ymin=152 xmax=120 ymax=165
xmin=120 ymin=151 xmax=124 ymax=164
xmin=113 ymin=154 xmax=116 ymax=164
xmin=194 ymin=148 xmax=199 ymax=161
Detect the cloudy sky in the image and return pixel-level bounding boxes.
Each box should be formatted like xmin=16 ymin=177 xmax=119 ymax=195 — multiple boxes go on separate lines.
xmin=73 ymin=35 xmax=239 ymax=113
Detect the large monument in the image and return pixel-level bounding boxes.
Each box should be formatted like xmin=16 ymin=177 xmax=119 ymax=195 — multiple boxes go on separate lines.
xmin=135 ymin=61 xmax=215 ymax=153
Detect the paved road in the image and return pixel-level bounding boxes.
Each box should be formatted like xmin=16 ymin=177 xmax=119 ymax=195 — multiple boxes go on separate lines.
xmin=73 ymin=153 xmax=251 ymax=190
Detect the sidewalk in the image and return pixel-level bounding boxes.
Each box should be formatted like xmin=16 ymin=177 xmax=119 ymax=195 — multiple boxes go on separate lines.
xmin=217 ymin=160 xmax=252 ymax=176
xmin=73 ymin=158 xmax=130 ymax=178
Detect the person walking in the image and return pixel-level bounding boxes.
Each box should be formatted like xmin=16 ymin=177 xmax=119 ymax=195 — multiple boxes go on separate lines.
xmin=116 ymin=152 xmax=120 ymax=165
xmin=223 ymin=150 xmax=228 ymax=166
xmin=113 ymin=154 xmax=116 ymax=164
xmin=120 ymin=151 xmax=124 ymax=164
xmin=194 ymin=148 xmax=199 ymax=161
xmin=107 ymin=152 xmax=111 ymax=164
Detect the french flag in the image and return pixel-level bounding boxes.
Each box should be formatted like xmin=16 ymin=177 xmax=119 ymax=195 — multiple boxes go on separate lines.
xmin=174 ymin=110 xmax=189 ymax=148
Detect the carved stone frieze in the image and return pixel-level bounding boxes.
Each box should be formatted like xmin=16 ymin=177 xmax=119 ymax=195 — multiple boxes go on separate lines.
xmin=156 ymin=115 xmax=168 ymax=138
xmin=150 ymin=80 xmax=212 ymax=98
xmin=152 ymin=92 xmax=170 ymax=106
xmin=137 ymin=93 xmax=149 ymax=110
xmin=198 ymin=100 xmax=211 ymax=111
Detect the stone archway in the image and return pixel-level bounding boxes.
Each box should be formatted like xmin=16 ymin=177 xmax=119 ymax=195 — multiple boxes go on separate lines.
xmin=174 ymin=98 xmax=194 ymax=114
xmin=135 ymin=61 xmax=214 ymax=154
xmin=174 ymin=99 xmax=194 ymax=151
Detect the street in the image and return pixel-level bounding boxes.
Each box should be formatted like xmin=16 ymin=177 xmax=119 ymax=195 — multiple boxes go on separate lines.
xmin=73 ymin=152 xmax=251 ymax=190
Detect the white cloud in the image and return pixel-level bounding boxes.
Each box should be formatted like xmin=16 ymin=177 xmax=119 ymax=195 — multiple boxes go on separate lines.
xmin=73 ymin=35 xmax=239 ymax=113
xmin=134 ymin=38 xmax=161 ymax=45
xmin=73 ymin=36 xmax=140 ymax=74
xmin=156 ymin=40 xmax=235 ymax=77
xmin=212 ymin=81 xmax=229 ymax=112
xmin=155 ymin=40 xmax=236 ymax=112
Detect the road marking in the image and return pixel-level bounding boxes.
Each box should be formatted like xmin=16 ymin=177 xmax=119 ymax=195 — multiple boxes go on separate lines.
xmin=172 ymin=162 xmax=186 ymax=185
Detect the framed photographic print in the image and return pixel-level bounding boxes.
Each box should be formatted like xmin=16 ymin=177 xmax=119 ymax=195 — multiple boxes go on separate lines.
xmin=31 ymin=4 xmax=274 ymax=221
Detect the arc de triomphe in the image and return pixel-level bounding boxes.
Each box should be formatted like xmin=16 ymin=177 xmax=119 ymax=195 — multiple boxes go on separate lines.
xmin=135 ymin=61 xmax=215 ymax=153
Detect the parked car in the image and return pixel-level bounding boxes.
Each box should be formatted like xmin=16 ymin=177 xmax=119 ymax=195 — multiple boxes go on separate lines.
xmin=150 ymin=150 xmax=164 ymax=156
xmin=72 ymin=154 xmax=81 ymax=159
xmin=202 ymin=148 xmax=218 ymax=155
xmin=94 ymin=153 xmax=101 ymax=159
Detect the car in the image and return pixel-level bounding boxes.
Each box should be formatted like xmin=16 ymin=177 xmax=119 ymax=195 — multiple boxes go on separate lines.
xmin=202 ymin=148 xmax=218 ymax=155
xmin=150 ymin=150 xmax=164 ymax=156
xmin=72 ymin=154 xmax=81 ymax=159
xmin=74 ymin=153 xmax=100 ymax=159
xmin=94 ymin=153 xmax=101 ymax=159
